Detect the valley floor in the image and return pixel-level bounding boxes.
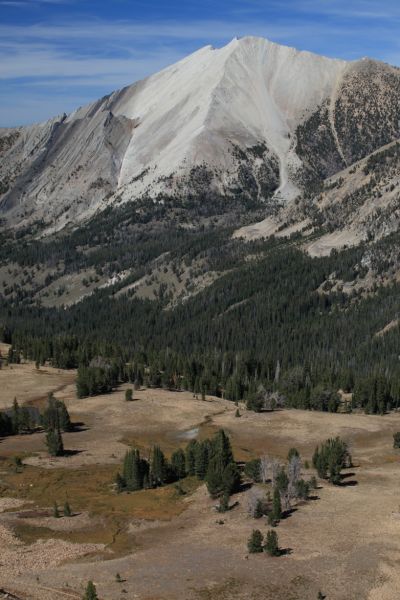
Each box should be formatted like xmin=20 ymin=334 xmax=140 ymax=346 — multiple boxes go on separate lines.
xmin=0 ymin=348 xmax=400 ymax=599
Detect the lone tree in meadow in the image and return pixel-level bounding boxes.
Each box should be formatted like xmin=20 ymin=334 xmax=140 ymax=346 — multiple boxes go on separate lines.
xmin=125 ymin=389 xmax=133 ymax=402
xmin=83 ymin=581 xmax=98 ymax=600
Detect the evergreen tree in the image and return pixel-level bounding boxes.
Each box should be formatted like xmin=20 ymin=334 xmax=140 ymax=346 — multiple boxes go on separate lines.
xmin=185 ymin=440 xmax=198 ymax=476
xmin=171 ymin=448 xmax=186 ymax=479
xmin=264 ymin=529 xmax=279 ymax=556
xmin=205 ymin=456 xmax=223 ymax=498
xmin=115 ymin=472 xmax=125 ymax=492
xmin=194 ymin=441 xmax=209 ymax=480
xmin=151 ymin=445 xmax=167 ymax=486
xmin=248 ymin=529 xmax=263 ymax=553
xmin=53 ymin=502 xmax=60 ymax=518
xmin=295 ymin=479 xmax=310 ymax=500
xmin=83 ymin=581 xmax=98 ymax=600
xmin=46 ymin=427 xmax=64 ymax=456
xmin=312 ymin=437 xmax=350 ymax=484
xmin=271 ymin=488 xmax=282 ymax=522
xmin=0 ymin=412 xmax=13 ymax=436
xmin=58 ymin=401 xmax=72 ymax=432
xmin=275 ymin=468 xmax=289 ymax=493
xmin=13 ymin=456 xmax=23 ymax=473
xmin=11 ymin=397 xmax=20 ymax=434
xmin=123 ymin=449 xmax=147 ymax=491
xmin=211 ymin=429 xmax=233 ymax=472
xmin=64 ymin=501 xmax=72 ymax=517
xmin=42 ymin=395 xmax=72 ymax=432
xmin=244 ymin=459 xmax=261 ymax=482
xmin=218 ymin=491 xmax=230 ymax=513
xmin=125 ymin=389 xmax=133 ymax=401
xmin=221 ymin=462 xmax=241 ymax=495
xmin=254 ymin=499 xmax=264 ymax=519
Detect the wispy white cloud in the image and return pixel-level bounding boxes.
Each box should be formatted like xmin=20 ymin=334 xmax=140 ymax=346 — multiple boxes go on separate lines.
xmin=0 ymin=8 xmax=399 ymax=126
xmin=236 ymin=0 xmax=400 ymax=20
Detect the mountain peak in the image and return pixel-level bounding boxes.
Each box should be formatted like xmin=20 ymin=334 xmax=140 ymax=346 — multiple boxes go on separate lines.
xmin=0 ymin=39 xmax=399 ymax=237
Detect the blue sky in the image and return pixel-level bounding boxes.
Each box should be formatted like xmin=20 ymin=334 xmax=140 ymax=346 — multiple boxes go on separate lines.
xmin=1 ymin=0 xmax=399 ymax=126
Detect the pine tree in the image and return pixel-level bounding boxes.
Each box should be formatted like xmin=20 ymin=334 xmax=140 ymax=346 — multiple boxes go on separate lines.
xmin=63 ymin=501 xmax=72 ymax=517
xmin=212 ymin=429 xmax=234 ymax=471
xmin=218 ymin=491 xmax=230 ymax=513
xmin=11 ymin=397 xmax=20 ymax=434
xmin=275 ymin=468 xmax=289 ymax=493
xmin=254 ymin=499 xmax=264 ymax=519
xmin=194 ymin=441 xmax=209 ymax=480
xmin=42 ymin=395 xmax=71 ymax=432
xmin=58 ymin=401 xmax=72 ymax=432
xmin=83 ymin=581 xmax=98 ymax=600
xmin=115 ymin=472 xmax=125 ymax=492
xmin=125 ymin=389 xmax=133 ymax=402
xmin=271 ymin=487 xmax=282 ymax=522
xmin=221 ymin=462 xmax=241 ymax=495
xmin=171 ymin=448 xmax=186 ymax=479
xmin=248 ymin=529 xmax=263 ymax=553
xmin=264 ymin=529 xmax=279 ymax=556
xmin=46 ymin=427 xmax=64 ymax=456
xmin=205 ymin=456 xmax=223 ymax=498
xmin=123 ymin=449 xmax=146 ymax=491
xmin=185 ymin=440 xmax=198 ymax=476
xmin=151 ymin=445 xmax=167 ymax=486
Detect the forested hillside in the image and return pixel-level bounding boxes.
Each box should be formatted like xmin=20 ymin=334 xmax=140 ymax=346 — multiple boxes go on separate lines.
xmin=1 ymin=227 xmax=399 ymax=415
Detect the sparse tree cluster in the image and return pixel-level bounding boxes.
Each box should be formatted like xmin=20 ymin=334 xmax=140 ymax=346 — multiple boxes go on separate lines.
xmin=247 ymin=529 xmax=280 ymax=556
xmin=116 ymin=430 xmax=240 ymax=498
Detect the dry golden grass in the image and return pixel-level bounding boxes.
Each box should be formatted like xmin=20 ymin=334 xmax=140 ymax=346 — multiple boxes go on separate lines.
xmin=0 ymin=343 xmax=75 ymax=410
xmin=2 ymin=356 xmax=400 ymax=599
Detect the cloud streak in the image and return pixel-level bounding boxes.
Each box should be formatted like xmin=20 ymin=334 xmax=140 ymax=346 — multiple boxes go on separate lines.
xmin=1 ymin=3 xmax=399 ymax=126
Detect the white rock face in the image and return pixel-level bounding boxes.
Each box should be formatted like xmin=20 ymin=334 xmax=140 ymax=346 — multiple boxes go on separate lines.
xmin=1 ymin=36 xmax=397 ymax=230
xmin=111 ymin=38 xmax=346 ymax=198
